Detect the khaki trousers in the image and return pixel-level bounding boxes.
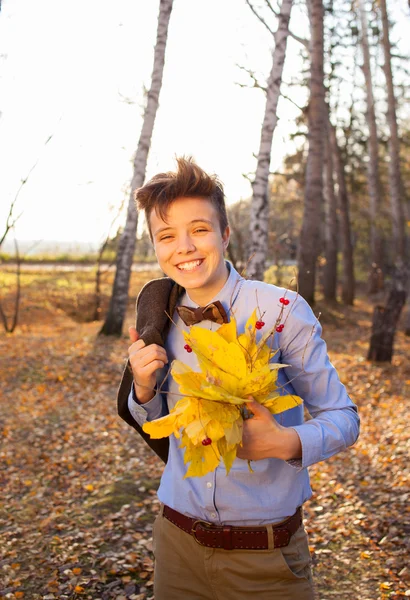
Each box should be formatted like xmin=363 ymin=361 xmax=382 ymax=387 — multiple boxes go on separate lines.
xmin=152 ymin=505 xmax=315 ymax=600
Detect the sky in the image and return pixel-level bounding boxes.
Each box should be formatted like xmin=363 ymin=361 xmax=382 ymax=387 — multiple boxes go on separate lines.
xmin=0 ymin=0 xmax=409 ymax=248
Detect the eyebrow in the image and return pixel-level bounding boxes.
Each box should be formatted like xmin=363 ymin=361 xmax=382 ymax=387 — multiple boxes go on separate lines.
xmin=153 ymin=219 xmax=214 ymax=237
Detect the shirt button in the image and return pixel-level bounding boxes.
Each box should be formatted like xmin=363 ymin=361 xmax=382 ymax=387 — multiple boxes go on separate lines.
xmin=211 ymin=512 xmax=217 ymax=519
xmin=206 ymin=482 xmax=212 ymax=488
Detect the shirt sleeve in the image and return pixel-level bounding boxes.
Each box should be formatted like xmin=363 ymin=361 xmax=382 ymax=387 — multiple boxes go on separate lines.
xmin=127 ymin=384 xmax=166 ymax=426
xmin=280 ymin=296 xmax=360 ymax=469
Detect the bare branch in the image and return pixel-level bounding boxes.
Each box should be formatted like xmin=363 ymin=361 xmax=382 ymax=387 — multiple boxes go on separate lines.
xmin=0 ymin=128 xmax=57 ymax=249
xmin=245 ymin=0 xmax=275 ymax=36
xmin=235 ymin=64 xmax=267 ymax=92
xmin=242 ymin=172 xmax=254 ymax=184
xmin=0 ymin=200 xmax=18 ymax=248
xmin=269 ymin=170 xmax=300 ymax=179
xmin=264 ymin=0 xmax=279 ymax=17
xmin=288 ymin=29 xmax=310 ymax=49
xmin=280 ymin=93 xmax=305 ymax=111
xmin=118 ymin=89 xmax=136 ymax=105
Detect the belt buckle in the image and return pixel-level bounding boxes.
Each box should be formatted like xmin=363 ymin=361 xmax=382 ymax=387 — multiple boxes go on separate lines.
xmin=191 ymin=519 xmax=213 ymax=546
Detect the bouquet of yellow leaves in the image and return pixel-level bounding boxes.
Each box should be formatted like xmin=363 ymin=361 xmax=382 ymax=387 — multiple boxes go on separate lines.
xmin=143 ymin=309 xmax=302 ymax=478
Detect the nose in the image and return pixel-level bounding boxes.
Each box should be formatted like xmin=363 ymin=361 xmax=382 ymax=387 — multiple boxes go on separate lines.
xmin=176 ymin=233 xmax=196 ymax=254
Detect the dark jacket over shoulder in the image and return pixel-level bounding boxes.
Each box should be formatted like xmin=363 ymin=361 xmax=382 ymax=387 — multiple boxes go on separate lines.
xmin=117 ymin=277 xmax=184 ymax=463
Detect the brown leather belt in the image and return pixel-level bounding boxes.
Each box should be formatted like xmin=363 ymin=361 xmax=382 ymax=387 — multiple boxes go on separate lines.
xmin=162 ymin=505 xmax=302 ymax=551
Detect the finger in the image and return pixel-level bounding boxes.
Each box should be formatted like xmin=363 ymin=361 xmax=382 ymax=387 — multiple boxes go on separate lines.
xmin=129 ymin=326 xmax=139 ymax=343
xmin=128 ymin=338 xmax=146 ymax=354
xmin=129 ymin=344 xmax=168 ymax=363
xmin=144 ymin=359 xmax=168 ymax=372
xmin=236 ymin=445 xmax=251 ymax=460
xmin=133 ymin=360 xmax=168 ymax=385
xmin=129 ymin=352 xmax=168 ymax=376
xmin=135 ymin=348 xmax=168 ymax=369
xmin=245 ymin=400 xmax=270 ymax=419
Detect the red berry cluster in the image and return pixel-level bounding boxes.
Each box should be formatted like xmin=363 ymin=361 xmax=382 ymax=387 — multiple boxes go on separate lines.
xmin=202 ymin=437 xmax=212 ymax=446
xmin=255 ymin=320 xmax=265 ymax=330
xmin=276 ymin=324 xmax=284 ymax=333
xmin=279 ymin=297 xmax=290 ymax=305
xmin=184 ymin=344 xmax=193 ymax=353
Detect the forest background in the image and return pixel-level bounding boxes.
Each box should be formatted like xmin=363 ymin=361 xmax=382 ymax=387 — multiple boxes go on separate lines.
xmin=1 ymin=0 xmax=409 ymax=598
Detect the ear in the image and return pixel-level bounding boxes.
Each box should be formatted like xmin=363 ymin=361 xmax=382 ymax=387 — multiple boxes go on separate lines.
xmin=222 ymin=225 xmax=230 ymax=249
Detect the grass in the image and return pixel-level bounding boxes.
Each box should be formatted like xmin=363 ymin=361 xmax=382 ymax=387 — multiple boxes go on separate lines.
xmin=0 ymin=251 xmax=158 ymax=263
xmin=0 ymin=266 xmax=162 ymax=325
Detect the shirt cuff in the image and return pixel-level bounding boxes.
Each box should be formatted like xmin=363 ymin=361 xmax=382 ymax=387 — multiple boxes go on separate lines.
xmin=127 ymin=384 xmax=164 ymax=426
xmin=290 ymin=421 xmax=343 ymax=469
xmin=285 ymin=428 xmax=304 ymax=471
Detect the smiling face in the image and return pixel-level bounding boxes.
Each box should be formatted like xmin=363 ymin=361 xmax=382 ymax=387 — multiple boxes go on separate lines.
xmin=150 ymin=197 xmax=230 ymax=306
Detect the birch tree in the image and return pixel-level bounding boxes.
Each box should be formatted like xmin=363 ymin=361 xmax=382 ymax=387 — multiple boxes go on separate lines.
xmin=100 ymin=0 xmax=174 ymax=336
xmin=297 ymin=0 xmax=325 ymax=304
xmin=323 ymin=121 xmax=338 ymax=302
xmin=329 ymin=124 xmax=355 ymax=305
xmin=245 ymin=0 xmax=294 ymax=281
xmin=358 ymin=0 xmax=383 ymax=294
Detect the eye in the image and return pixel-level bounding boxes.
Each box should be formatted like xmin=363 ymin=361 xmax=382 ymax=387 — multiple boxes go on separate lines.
xmin=193 ymin=228 xmax=208 ymax=233
xmin=159 ymin=234 xmax=174 ymax=241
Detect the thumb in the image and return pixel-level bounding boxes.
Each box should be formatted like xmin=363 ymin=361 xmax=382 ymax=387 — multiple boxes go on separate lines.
xmin=128 ymin=326 xmax=140 ymax=344
xmin=245 ymin=399 xmax=271 ymax=420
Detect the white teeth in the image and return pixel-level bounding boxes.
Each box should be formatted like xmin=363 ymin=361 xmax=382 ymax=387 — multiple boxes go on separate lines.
xmin=177 ymin=260 xmax=202 ymax=271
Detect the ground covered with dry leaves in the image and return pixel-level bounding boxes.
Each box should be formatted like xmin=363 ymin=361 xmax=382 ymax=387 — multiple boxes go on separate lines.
xmin=0 ymin=268 xmax=409 ymax=599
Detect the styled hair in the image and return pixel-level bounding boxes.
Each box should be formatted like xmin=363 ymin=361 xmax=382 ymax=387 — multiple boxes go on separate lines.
xmin=135 ymin=156 xmax=229 ymax=239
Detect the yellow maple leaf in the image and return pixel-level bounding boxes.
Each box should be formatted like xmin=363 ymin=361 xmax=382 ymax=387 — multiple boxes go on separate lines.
xmin=186 ymin=327 xmax=248 ymax=379
xmin=244 ymin=308 xmax=258 ymax=338
xmin=215 ymin=318 xmax=237 ymax=343
xmin=217 ymin=436 xmax=238 ymax=473
xmin=143 ymin=412 xmax=178 ymax=439
xmin=263 ymin=394 xmax=302 ymax=414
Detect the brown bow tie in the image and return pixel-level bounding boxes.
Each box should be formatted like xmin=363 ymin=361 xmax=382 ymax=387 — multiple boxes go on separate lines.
xmin=176 ymin=300 xmax=229 ymax=326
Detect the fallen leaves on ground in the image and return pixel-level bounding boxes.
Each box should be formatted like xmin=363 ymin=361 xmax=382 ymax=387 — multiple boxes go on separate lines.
xmin=0 ymin=272 xmax=409 ymax=599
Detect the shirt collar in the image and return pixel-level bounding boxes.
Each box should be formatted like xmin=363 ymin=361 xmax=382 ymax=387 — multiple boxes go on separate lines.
xmin=181 ymin=261 xmax=244 ymax=314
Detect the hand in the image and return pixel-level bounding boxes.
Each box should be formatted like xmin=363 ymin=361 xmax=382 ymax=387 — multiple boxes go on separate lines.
xmin=128 ymin=327 xmax=168 ymax=403
xmin=236 ymin=398 xmax=302 ymax=462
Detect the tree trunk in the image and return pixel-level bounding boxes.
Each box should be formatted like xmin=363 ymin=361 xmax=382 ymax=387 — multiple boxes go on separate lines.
xmin=358 ymin=0 xmax=384 ymax=294
xmin=329 ymin=124 xmax=355 ymax=305
xmin=100 ymin=0 xmax=174 ymax=336
xmin=405 ymin=308 xmax=410 ymax=337
xmin=404 ymin=199 xmax=410 ymax=336
xmin=247 ymin=0 xmax=293 ymax=281
xmin=380 ymin=0 xmax=406 ymax=265
xmin=377 ymin=0 xmax=408 ymax=342
xmin=297 ymin=0 xmax=325 ymax=304
xmin=367 ymin=284 xmax=406 ymax=362
xmin=93 ymin=237 xmax=109 ymax=321
xmin=323 ymin=122 xmax=338 ymax=302
xmin=0 ymin=237 xmax=21 ymax=333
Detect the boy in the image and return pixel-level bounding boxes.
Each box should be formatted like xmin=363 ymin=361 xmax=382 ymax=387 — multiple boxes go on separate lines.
xmin=117 ymin=157 xmax=360 ymax=600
